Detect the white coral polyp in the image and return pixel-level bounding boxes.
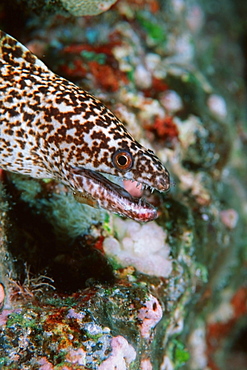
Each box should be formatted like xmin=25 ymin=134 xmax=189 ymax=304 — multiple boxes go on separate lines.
xmin=103 ymin=219 xmax=172 ymax=278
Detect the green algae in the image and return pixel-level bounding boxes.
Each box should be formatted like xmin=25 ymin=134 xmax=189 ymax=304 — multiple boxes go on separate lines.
xmin=43 ymin=295 xmax=78 ymax=307
xmin=137 ymin=12 xmax=167 ymax=44
xmin=81 ymin=50 xmax=107 ymax=64
xmin=173 ymin=339 xmax=190 ymax=368
xmin=6 ymin=311 xmax=37 ymax=329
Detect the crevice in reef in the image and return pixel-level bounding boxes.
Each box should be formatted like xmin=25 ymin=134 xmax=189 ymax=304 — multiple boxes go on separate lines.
xmin=3 ymin=175 xmax=114 ymax=294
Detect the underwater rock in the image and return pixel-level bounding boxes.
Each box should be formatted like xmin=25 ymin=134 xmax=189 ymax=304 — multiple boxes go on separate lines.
xmin=60 ymin=0 xmax=118 ymax=16
xmin=13 ymin=0 xmax=117 ymax=16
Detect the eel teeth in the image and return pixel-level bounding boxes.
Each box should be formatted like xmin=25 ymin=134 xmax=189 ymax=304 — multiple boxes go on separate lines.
xmin=138 ymin=198 xmax=143 ymax=206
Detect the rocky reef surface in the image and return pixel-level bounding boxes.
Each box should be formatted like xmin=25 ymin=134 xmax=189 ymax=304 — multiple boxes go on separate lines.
xmin=0 ymin=0 xmax=246 ymax=369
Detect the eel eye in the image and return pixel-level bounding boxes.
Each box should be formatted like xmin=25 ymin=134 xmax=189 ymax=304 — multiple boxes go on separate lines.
xmin=112 ymin=149 xmax=133 ymax=171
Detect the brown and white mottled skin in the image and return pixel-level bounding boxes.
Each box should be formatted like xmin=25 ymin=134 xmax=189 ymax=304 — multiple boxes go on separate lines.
xmin=0 ymin=30 xmax=170 ymax=222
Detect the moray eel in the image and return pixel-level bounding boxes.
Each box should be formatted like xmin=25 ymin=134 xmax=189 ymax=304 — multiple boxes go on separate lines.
xmin=0 ymin=30 xmax=170 ymax=222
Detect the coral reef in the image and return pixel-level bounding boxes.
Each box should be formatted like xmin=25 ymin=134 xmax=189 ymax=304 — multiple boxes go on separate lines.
xmin=103 ymin=218 xmax=172 ymax=277
xmin=60 ymin=0 xmax=118 ymax=16
xmin=0 ymin=0 xmax=246 ymax=369
xmin=13 ymin=0 xmax=118 ymax=16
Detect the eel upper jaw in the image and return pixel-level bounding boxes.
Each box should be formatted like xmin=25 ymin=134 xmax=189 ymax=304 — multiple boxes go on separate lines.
xmin=70 ymin=166 xmax=167 ymax=200
xmin=68 ymin=167 xmax=161 ymax=222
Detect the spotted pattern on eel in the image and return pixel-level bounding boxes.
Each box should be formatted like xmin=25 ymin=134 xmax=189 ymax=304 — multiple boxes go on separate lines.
xmin=0 ymin=30 xmax=170 ymax=222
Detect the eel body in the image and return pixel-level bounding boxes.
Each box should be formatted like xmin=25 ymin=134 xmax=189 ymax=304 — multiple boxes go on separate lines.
xmin=0 ymin=30 xmax=170 ymax=222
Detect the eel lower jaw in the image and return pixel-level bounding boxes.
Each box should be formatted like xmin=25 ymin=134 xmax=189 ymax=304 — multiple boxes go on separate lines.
xmin=68 ymin=167 xmax=159 ymax=222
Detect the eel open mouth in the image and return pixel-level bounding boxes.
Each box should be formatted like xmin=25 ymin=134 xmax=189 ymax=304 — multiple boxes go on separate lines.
xmin=69 ymin=168 xmax=159 ymax=222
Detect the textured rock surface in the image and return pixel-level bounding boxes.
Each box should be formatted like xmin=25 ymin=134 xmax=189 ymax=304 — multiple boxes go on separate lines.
xmin=0 ymin=0 xmax=246 ymax=369
xmin=13 ymin=0 xmax=118 ymax=16
xmin=60 ymin=0 xmax=118 ymax=16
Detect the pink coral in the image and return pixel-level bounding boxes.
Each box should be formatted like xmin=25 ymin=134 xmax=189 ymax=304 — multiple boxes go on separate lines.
xmin=141 ymin=358 xmax=153 ymax=369
xmin=38 ymin=357 xmax=54 ymax=370
xmin=66 ymin=347 xmax=86 ymax=365
xmin=220 ymin=209 xmax=239 ymax=229
xmin=138 ymin=295 xmax=163 ymax=339
xmin=98 ymin=335 xmax=136 ymax=369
